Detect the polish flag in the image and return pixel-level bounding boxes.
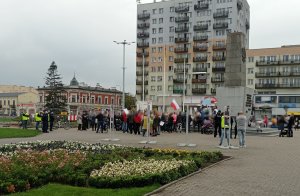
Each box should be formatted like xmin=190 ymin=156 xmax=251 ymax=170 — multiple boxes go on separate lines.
xmin=171 ymin=99 xmax=180 ymax=110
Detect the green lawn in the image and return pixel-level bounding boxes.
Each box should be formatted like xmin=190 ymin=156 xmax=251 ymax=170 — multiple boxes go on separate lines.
xmin=0 ymin=128 xmax=40 ymax=139
xmin=12 ymin=183 xmax=160 ymax=196
xmin=0 ymin=117 xmax=15 ymax=122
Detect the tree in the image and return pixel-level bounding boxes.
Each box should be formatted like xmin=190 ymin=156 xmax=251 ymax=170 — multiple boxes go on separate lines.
xmin=44 ymin=61 xmax=67 ymax=114
xmin=125 ymin=93 xmax=136 ymax=110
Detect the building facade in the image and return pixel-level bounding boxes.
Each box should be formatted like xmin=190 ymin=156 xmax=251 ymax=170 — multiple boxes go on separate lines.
xmin=37 ymin=76 xmax=122 ymax=115
xmin=0 ymin=85 xmax=39 ymax=116
xmin=136 ymin=0 xmax=250 ymax=111
xmin=246 ymin=45 xmax=300 ymax=118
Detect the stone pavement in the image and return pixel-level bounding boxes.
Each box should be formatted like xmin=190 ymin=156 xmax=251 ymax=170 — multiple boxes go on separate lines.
xmin=1 ymin=129 xmax=300 ymax=196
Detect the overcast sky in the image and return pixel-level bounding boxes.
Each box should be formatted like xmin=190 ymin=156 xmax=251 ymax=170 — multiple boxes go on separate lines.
xmin=0 ymin=0 xmax=300 ymax=94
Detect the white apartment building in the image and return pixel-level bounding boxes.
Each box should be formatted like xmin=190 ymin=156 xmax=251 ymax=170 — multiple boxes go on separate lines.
xmin=136 ymin=0 xmax=250 ymax=111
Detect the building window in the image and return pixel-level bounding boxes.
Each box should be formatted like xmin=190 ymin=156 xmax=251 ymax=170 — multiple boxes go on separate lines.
xmin=4 ymin=100 xmax=6 ymax=106
xmin=40 ymin=96 xmax=43 ymax=103
xmin=158 ymin=57 xmax=163 ymax=62
xmin=169 ymin=26 xmax=174 ymax=32
xmin=82 ymin=96 xmax=86 ymax=103
xmin=169 ymin=56 xmax=173 ymax=62
xmin=98 ymin=96 xmax=102 ymax=104
xmin=159 ymin=18 xmax=163 ymax=23
xmin=152 ymin=19 xmax=157 ymax=24
xmin=151 ymin=67 xmax=156 ymax=72
xmin=159 ymin=28 xmax=163 ymax=33
xmin=247 ymin=79 xmax=253 ymax=85
xmin=151 ymin=86 xmax=156 ymax=91
xmin=13 ymin=100 xmax=15 ymax=106
xmin=170 ymin=17 xmax=174 ymax=22
xmin=151 ymin=57 xmax=156 ymax=63
xmin=168 ymin=76 xmax=173 ymax=81
xmin=91 ymin=96 xmax=95 ymax=104
xmin=168 ymin=85 xmax=173 ymax=91
xmin=152 ymin=47 xmax=156 ymax=53
xmin=248 ymin=57 xmax=254 ymax=62
xmin=71 ymin=95 xmax=76 ymax=103
xmin=169 ymin=36 xmax=174 ymax=42
xmin=152 ymin=38 xmax=156 ymax=44
xmin=170 ymin=7 xmax=174 ymax=12
xmin=158 ymin=37 xmax=163 ymax=43
xmin=157 ymin=86 xmax=162 ymax=91
xmin=104 ymin=97 xmax=108 ymax=105
xmin=111 ymin=98 xmax=114 ymax=105
xmin=152 ymin=28 xmax=157 ymax=34
xmin=157 ymin=76 xmax=163 ymax=81
xmin=169 ymin=46 xmax=174 ymax=52
xmin=0 ymin=100 xmax=2 ymax=106
xmin=152 ymin=9 xmax=156 ymax=14
xmin=158 ymin=66 xmax=163 ymax=72
xmin=158 ymin=47 xmax=163 ymax=52
xmin=8 ymin=100 xmax=10 ymax=106
xmin=159 ymin=8 xmax=163 ymax=14
xmin=151 ymin=76 xmax=156 ymax=81
xmin=247 ymin=68 xmax=254 ymax=74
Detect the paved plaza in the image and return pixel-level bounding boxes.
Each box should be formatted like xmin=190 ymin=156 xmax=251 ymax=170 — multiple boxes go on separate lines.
xmin=1 ymin=129 xmax=300 ymax=196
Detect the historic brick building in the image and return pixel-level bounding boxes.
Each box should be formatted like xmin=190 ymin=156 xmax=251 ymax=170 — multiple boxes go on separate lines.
xmin=37 ymin=76 xmax=122 ymax=114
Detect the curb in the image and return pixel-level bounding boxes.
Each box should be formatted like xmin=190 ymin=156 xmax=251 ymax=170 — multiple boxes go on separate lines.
xmin=144 ymin=156 xmax=233 ymax=196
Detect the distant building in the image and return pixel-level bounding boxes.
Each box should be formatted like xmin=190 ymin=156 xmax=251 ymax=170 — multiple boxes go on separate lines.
xmin=246 ymin=45 xmax=300 ymax=119
xmin=136 ymin=0 xmax=250 ymax=111
xmin=0 ymin=85 xmax=39 ymax=116
xmin=37 ymin=75 xmax=122 ymax=114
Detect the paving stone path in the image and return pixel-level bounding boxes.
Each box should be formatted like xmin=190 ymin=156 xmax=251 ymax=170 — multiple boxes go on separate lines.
xmin=1 ymin=129 xmax=300 ymax=196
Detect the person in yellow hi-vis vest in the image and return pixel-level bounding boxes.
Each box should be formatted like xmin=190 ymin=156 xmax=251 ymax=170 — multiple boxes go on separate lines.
xmin=21 ymin=112 xmax=29 ymax=129
xmin=35 ymin=112 xmax=43 ymax=130
xmin=219 ymin=111 xmax=231 ymax=148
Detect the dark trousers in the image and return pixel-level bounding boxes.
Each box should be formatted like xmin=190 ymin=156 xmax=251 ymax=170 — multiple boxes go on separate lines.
xmin=134 ymin=123 xmax=140 ymax=135
xmin=214 ymin=124 xmax=221 ymax=137
xmin=78 ymin=124 xmax=82 ymax=130
xmin=96 ymin=121 xmax=104 ymax=133
xmin=288 ymin=126 xmax=293 ymax=137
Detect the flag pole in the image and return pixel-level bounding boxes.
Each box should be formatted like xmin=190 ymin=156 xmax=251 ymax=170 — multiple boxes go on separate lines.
xmin=163 ymin=45 xmax=166 ymax=113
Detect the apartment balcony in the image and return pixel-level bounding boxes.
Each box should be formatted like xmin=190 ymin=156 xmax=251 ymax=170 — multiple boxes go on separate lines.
xmin=136 ymin=61 xmax=149 ymax=67
xmin=193 ymin=67 xmax=207 ymax=72
xmin=136 ymin=71 xmax=149 ymax=76
xmin=175 ymin=16 xmax=189 ymax=23
xmin=213 ymin=56 xmax=226 ymax=61
xmin=174 ymin=47 xmax=188 ymax=53
xmin=278 ymin=60 xmax=300 ymax=65
xmin=192 ymin=88 xmax=207 ymax=94
xmin=213 ymin=11 xmax=229 ymax=18
xmin=174 ymin=68 xmax=188 ymax=73
xmin=175 ymin=27 xmax=189 ymax=33
xmin=136 ymin=80 xmax=148 ymax=85
xmin=213 ymin=44 xmax=226 ymax=50
xmin=175 ymin=37 xmax=189 ymax=43
xmin=255 ymin=83 xmax=300 ymax=89
xmin=211 ymin=88 xmax=216 ymax=94
xmin=137 ymin=23 xmax=150 ymax=29
xmin=255 ymin=72 xmax=279 ymax=78
xmin=193 ymin=24 xmax=208 ymax=31
xmin=137 ymin=13 xmax=150 ymax=20
xmin=194 ymin=3 xmax=209 ymax=11
xmin=193 ymin=46 xmax=208 ymax=52
xmin=213 ymin=22 xmax=229 ymax=29
xmin=211 ymin=77 xmax=224 ymax=83
xmin=192 ymin=57 xmax=206 ymax=63
xmin=256 ymin=61 xmax=279 ymax=66
xmin=237 ymin=1 xmax=243 ymax=11
xmin=192 ymin=79 xmax=207 ymax=84
xmin=173 ymin=78 xmax=187 ymax=83
xmin=193 ymin=35 xmax=208 ymax=42
xmin=174 ymin=58 xmax=189 ymax=63
xmin=137 ymin=42 xmax=149 ymax=48
xmin=212 ymin=67 xmax=225 ymax=72
xmin=175 ymin=6 xmax=189 ymax=13
xmin=137 ymin=32 xmax=149 ymax=38
xmin=136 ymin=51 xmax=149 ymax=57
xmin=136 ymin=89 xmax=149 ymax=95
xmin=173 ymin=89 xmax=186 ymax=94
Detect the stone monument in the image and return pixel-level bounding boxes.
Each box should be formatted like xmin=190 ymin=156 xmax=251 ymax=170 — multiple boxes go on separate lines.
xmin=216 ymin=32 xmax=255 ymax=118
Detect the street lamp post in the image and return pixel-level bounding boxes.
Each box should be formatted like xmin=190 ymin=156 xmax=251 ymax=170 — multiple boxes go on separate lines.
xmin=113 ymin=40 xmax=135 ymax=109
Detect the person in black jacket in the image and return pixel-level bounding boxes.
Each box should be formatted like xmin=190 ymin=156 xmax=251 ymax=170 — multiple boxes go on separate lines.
xmin=214 ymin=110 xmax=222 ymax=138
xmin=49 ymin=112 xmax=55 ymax=131
xmin=42 ymin=111 xmax=49 ymax=133
xmin=287 ymin=113 xmax=295 ymax=137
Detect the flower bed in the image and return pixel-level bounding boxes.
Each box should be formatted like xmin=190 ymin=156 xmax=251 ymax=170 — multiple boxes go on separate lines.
xmin=0 ymin=141 xmax=223 ymax=194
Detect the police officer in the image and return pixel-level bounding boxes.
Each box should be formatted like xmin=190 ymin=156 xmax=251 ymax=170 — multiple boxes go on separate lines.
xmin=42 ymin=110 xmax=49 ymax=133
xmin=21 ymin=112 xmax=29 ymax=129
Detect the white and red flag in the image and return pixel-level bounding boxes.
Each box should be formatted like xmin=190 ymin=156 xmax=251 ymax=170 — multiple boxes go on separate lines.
xmin=171 ymin=99 xmax=180 ymax=110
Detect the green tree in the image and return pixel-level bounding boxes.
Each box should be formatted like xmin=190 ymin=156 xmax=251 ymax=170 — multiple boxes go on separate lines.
xmin=44 ymin=61 xmax=67 ymax=114
xmin=125 ymin=94 xmax=136 ymax=110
